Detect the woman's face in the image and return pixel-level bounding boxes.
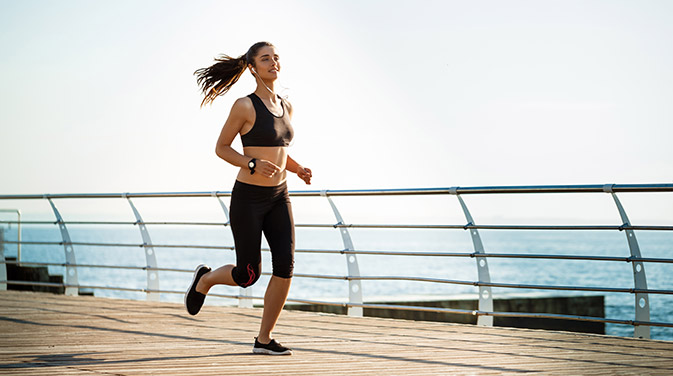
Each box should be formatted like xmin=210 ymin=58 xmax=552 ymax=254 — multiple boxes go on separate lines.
xmin=251 ymin=46 xmax=280 ymax=80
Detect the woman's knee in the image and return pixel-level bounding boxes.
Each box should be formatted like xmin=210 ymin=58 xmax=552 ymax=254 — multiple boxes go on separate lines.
xmin=232 ymin=263 xmax=261 ymax=287
xmin=272 ymin=262 xmax=293 ymax=279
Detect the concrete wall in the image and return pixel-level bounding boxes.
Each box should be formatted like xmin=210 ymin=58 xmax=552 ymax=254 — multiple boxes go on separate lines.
xmin=285 ymin=295 xmax=605 ymax=334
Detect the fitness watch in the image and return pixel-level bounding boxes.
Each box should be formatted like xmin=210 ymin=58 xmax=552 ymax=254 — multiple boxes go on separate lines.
xmin=248 ymin=158 xmax=257 ymax=175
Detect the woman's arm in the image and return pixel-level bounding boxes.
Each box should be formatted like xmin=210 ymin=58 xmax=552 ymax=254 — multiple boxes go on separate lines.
xmin=283 ymin=100 xmax=312 ymax=184
xmin=215 ymin=97 xmax=281 ymax=178
xmin=286 ymin=155 xmax=312 ymax=185
xmin=215 ymin=98 xmax=254 ymax=168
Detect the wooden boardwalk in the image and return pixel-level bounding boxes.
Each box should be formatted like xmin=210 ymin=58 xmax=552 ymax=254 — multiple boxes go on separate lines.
xmin=1 ymin=291 xmax=672 ymax=375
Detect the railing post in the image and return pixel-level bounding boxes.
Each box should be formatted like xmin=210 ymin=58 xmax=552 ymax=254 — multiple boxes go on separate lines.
xmin=450 ymin=188 xmax=494 ymax=326
xmin=0 ymin=228 xmax=6 ymax=291
xmin=124 ymin=194 xmax=160 ymax=302
xmin=212 ymin=192 xmax=253 ymax=308
xmin=17 ymin=210 xmax=21 ymax=266
xmin=47 ymin=198 xmax=79 ymax=296
xmin=321 ymin=191 xmax=363 ymax=316
xmin=0 ymin=210 xmax=21 ymax=266
xmin=603 ymin=184 xmax=650 ymax=339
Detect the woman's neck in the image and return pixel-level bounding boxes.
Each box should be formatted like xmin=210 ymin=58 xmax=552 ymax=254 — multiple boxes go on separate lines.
xmin=255 ymin=79 xmax=277 ymax=101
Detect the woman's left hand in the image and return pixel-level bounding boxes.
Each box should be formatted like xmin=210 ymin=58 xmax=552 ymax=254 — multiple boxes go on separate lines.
xmin=297 ymin=166 xmax=312 ymax=185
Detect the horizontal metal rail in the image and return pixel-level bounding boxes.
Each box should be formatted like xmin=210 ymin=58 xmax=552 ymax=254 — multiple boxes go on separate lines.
xmin=291 ymin=184 xmax=673 ymax=196
xmin=0 ymin=220 xmax=231 ymax=226
xmin=2 ymin=240 xmax=235 ymax=251
xmin=0 ymin=260 xmax=353 ymax=280
xmin=2 ymin=219 xmax=671 ymax=232
xmin=4 ymin=258 xmax=672 ymax=295
xmin=339 ymin=249 xmax=673 ymax=264
xmin=4 ymin=280 xmax=673 ymax=329
xmin=349 ymin=276 xmax=673 ymax=295
xmin=1 ymin=184 xmax=672 ymax=200
xmin=5 ymin=240 xmax=673 ymax=264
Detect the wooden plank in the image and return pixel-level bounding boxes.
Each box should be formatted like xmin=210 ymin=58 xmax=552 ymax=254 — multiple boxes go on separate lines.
xmin=1 ymin=290 xmax=673 ymax=375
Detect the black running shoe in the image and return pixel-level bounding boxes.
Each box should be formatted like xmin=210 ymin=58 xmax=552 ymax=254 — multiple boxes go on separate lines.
xmin=185 ymin=264 xmax=211 ymax=315
xmin=253 ymin=338 xmax=293 ymax=355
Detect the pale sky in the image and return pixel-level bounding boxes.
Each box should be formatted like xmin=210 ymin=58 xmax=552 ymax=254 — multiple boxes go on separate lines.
xmin=1 ymin=0 xmax=672 ymax=221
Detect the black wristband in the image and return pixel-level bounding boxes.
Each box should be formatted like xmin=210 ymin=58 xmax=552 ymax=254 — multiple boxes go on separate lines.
xmin=248 ymin=158 xmax=257 ymax=175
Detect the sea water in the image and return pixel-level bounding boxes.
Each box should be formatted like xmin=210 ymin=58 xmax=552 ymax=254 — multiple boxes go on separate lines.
xmin=3 ymin=224 xmax=672 ymax=341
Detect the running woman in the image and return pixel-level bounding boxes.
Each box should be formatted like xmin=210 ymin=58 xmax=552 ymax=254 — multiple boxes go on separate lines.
xmin=185 ymin=41 xmax=312 ymax=356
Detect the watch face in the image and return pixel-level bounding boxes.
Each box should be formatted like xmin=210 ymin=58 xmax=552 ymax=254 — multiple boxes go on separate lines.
xmin=249 ymin=161 xmax=255 ymax=168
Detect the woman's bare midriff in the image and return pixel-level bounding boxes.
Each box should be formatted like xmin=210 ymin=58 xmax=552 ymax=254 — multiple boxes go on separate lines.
xmin=236 ymin=146 xmax=288 ymax=186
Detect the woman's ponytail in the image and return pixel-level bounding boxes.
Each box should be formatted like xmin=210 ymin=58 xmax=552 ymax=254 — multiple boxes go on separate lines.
xmin=195 ymin=42 xmax=274 ymax=107
xmin=194 ymin=55 xmax=248 ymax=107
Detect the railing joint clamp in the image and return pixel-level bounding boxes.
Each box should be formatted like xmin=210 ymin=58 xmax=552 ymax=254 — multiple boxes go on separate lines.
xmin=464 ymin=222 xmax=473 ymax=230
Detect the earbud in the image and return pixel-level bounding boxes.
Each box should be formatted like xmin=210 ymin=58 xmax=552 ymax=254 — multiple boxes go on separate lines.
xmin=251 ymin=68 xmax=257 ymax=74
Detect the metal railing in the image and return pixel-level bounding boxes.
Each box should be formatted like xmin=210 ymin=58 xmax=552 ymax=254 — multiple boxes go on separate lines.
xmin=1 ymin=183 xmax=672 ymax=339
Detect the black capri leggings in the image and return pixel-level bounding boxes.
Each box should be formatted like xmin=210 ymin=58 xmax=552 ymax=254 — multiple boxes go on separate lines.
xmin=229 ymin=180 xmax=294 ymax=287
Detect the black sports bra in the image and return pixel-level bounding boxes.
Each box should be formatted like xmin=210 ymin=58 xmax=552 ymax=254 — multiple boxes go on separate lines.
xmin=241 ymin=93 xmax=294 ymax=147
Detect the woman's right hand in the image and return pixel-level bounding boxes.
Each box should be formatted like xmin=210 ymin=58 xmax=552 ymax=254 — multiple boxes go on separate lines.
xmin=254 ymin=159 xmax=281 ymax=178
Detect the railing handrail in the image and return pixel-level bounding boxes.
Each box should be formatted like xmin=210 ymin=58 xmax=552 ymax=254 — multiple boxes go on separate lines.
xmin=4 ymin=240 xmax=673 ymax=265
xmin=0 ymin=183 xmax=671 ymax=200
xmin=1 ymin=219 xmax=673 ymax=232
xmin=1 ymin=183 xmax=671 ymax=339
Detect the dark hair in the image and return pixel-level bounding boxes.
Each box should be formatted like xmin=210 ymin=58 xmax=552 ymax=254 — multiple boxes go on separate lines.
xmin=195 ymin=41 xmax=274 ymax=107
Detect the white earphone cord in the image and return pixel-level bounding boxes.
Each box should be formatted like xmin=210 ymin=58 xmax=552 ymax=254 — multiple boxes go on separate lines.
xmin=253 ymin=69 xmax=289 ymax=98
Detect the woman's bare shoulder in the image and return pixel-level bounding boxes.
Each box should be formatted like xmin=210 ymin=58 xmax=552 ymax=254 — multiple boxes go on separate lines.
xmin=283 ymin=97 xmax=293 ymax=117
xmin=229 ymin=96 xmax=254 ymax=118
xmin=232 ymin=95 xmax=253 ymax=110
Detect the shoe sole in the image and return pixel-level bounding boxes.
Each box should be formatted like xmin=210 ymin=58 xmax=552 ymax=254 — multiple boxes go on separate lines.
xmin=252 ymin=347 xmax=293 ymax=355
xmin=184 ymin=264 xmax=209 ymax=314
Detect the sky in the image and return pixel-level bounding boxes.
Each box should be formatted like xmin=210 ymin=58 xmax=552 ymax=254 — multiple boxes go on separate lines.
xmin=1 ymin=0 xmax=672 ymax=222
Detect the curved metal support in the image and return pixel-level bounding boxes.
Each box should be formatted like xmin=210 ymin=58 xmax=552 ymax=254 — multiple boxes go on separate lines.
xmin=0 ymin=209 xmax=20 ymax=290
xmin=212 ymin=192 xmax=252 ymax=308
xmin=450 ymin=188 xmax=494 ymax=326
xmin=0 ymin=209 xmax=21 ymax=266
xmin=603 ymin=184 xmax=650 ymax=339
xmin=321 ymin=191 xmax=363 ymax=316
xmin=124 ymin=195 xmax=160 ymax=302
xmin=0 ymin=230 xmax=5 ymax=290
xmin=47 ymin=198 xmax=79 ymax=296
